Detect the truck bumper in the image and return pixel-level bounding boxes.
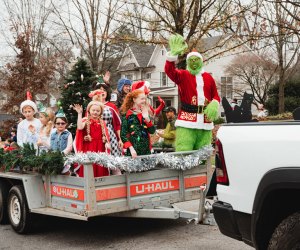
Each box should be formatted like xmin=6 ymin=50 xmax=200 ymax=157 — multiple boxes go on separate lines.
xmin=213 ymin=201 xmax=253 ymax=246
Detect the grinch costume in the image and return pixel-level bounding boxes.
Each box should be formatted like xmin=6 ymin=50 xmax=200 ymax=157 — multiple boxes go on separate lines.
xmin=164 ymin=34 xmax=220 ymax=151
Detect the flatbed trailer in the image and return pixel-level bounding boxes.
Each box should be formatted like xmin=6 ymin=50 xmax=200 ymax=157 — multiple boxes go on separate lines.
xmin=0 ymin=151 xmax=214 ymax=234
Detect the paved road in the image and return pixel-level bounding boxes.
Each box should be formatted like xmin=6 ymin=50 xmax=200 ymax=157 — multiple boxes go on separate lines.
xmin=0 ymin=213 xmax=253 ymax=250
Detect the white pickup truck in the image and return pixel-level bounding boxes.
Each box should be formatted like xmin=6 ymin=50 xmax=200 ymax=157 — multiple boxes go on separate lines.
xmin=213 ymin=121 xmax=300 ymax=250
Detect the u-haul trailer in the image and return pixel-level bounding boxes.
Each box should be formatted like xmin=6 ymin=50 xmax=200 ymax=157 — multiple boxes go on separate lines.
xmin=0 ymin=151 xmax=214 ymax=234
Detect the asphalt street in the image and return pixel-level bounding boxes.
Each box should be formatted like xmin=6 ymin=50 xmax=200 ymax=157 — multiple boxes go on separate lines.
xmin=0 ymin=200 xmax=253 ymax=250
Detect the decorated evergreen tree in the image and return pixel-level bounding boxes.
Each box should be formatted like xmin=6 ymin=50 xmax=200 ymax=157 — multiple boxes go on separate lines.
xmin=60 ymin=59 xmax=96 ymax=135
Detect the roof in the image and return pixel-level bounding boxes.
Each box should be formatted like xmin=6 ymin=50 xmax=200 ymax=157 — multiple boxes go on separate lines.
xmin=197 ymin=35 xmax=230 ymax=53
xmin=118 ymin=34 xmax=233 ymax=71
xmin=130 ymin=43 xmax=156 ymax=67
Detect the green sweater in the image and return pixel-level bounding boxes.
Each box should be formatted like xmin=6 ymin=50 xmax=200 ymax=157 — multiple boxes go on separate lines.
xmin=121 ymin=112 xmax=156 ymax=156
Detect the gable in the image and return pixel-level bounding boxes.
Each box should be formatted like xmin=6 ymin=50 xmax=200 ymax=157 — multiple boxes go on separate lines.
xmin=147 ymin=45 xmax=167 ymax=70
xmin=117 ymin=47 xmax=140 ymax=71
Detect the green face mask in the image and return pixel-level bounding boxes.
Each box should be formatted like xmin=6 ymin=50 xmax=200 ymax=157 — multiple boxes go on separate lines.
xmin=187 ymin=56 xmax=203 ymax=75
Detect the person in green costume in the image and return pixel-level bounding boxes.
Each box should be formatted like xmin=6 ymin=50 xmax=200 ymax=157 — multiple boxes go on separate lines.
xmin=164 ymin=34 xmax=220 ymax=151
xmin=120 ymin=89 xmax=156 ymax=158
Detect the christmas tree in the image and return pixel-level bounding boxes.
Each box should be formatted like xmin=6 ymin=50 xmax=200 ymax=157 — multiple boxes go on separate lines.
xmin=60 ymin=58 xmax=96 ymax=135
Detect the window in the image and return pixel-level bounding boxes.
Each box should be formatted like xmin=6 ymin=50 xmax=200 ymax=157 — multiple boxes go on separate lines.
xmin=220 ymin=77 xmax=233 ymax=99
xmin=161 ymin=72 xmax=167 ymax=86
xmin=161 ymin=50 xmax=165 ymax=56
xmin=155 ymin=98 xmax=172 ymax=108
xmin=125 ymin=74 xmax=133 ymax=80
xmin=144 ymin=72 xmax=151 ymax=79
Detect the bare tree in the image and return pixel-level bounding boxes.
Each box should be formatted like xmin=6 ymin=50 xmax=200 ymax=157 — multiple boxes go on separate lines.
xmin=225 ymin=53 xmax=278 ymax=106
xmin=234 ymin=0 xmax=300 ymax=113
xmin=260 ymin=0 xmax=300 ymax=113
xmin=119 ymin=0 xmax=263 ymax=67
xmin=278 ymin=0 xmax=300 ymax=32
xmin=2 ymin=0 xmax=56 ymax=60
xmin=51 ymin=0 xmax=124 ymax=72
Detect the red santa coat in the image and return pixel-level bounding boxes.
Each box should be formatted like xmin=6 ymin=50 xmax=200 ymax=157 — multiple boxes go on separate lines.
xmin=165 ymin=54 xmax=220 ymax=130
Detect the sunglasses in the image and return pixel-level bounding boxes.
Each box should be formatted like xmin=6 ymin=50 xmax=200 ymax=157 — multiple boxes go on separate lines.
xmin=55 ymin=122 xmax=66 ymax=125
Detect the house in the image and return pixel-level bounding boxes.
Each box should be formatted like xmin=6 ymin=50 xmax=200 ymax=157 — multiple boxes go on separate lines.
xmin=117 ymin=36 xmax=260 ymax=115
xmin=117 ymin=43 xmax=179 ymax=109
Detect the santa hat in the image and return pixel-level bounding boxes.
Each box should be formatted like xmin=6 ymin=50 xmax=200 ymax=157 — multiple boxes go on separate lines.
xmin=131 ymin=81 xmax=151 ymax=95
xmin=20 ymin=91 xmax=38 ymax=114
xmin=186 ymin=49 xmax=203 ymax=61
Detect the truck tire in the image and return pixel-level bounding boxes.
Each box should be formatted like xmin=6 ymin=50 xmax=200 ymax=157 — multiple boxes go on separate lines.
xmin=268 ymin=212 xmax=300 ymax=250
xmin=7 ymin=185 xmax=33 ymax=234
xmin=0 ymin=181 xmax=9 ymax=224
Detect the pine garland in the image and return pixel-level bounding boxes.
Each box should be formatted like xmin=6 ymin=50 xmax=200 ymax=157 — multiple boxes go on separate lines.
xmin=0 ymin=143 xmax=64 ymax=175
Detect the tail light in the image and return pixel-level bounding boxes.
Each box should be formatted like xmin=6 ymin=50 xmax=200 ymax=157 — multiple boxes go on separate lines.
xmin=215 ymin=138 xmax=229 ymax=185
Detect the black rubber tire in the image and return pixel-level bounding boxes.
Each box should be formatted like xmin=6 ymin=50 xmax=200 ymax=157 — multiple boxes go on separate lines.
xmin=7 ymin=185 xmax=33 ymax=234
xmin=0 ymin=181 xmax=9 ymax=224
xmin=268 ymin=212 xmax=300 ymax=250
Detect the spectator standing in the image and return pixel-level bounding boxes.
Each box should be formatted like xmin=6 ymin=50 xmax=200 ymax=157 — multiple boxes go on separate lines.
xmin=231 ymin=98 xmax=238 ymax=110
xmin=10 ymin=129 xmax=17 ymax=143
xmin=156 ymin=107 xmax=177 ymax=148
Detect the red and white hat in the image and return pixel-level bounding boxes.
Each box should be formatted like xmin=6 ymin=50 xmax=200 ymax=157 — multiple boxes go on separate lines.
xmin=20 ymin=91 xmax=38 ymax=114
xmin=187 ymin=49 xmax=203 ymax=61
xmin=131 ymin=81 xmax=151 ymax=95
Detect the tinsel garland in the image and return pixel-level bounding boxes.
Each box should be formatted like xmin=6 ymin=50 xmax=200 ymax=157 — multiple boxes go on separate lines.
xmin=64 ymin=145 xmax=214 ymax=173
xmin=1 ymin=144 xmax=213 ymax=175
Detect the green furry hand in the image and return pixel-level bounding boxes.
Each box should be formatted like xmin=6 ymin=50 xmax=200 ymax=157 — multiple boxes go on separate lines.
xmin=204 ymin=100 xmax=219 ymax=122
xmin=169 ymin=34 xmax=188 ymax=56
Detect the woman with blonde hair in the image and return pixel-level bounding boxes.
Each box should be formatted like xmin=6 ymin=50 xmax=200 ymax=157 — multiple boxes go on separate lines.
xmin=120 ymin=90 xmax=156 ymax=158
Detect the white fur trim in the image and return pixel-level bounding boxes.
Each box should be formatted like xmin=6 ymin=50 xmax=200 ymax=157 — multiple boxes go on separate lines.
xmin=166 ymin=52 xmax=178 ymax=62
xmin=187 ymin=52 xmax=203 ymax=61
xmin=144 ymin=81 xmax=151 ymax=88
xmin=20 ymin=100 xmax=38 ymax=114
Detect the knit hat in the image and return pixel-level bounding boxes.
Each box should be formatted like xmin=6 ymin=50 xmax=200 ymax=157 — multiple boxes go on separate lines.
xmin=117 ymin=78 xmax=132 ymax=93
xmin=187 ymin=49 xmax=203 ymax=61
xmin=20 ymin=91 xmax=38 ymax=114
xmin=131 ymin=81 xmax=151 ymax=95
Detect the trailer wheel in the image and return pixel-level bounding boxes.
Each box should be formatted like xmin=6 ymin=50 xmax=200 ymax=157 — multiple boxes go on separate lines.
xmin=268 ymin=212 xmax=300 ymax=250
xmin=8 ymin=185 xmax=33 ymax=234
xmin=0 ymin=181 xmax=9 ymax=224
